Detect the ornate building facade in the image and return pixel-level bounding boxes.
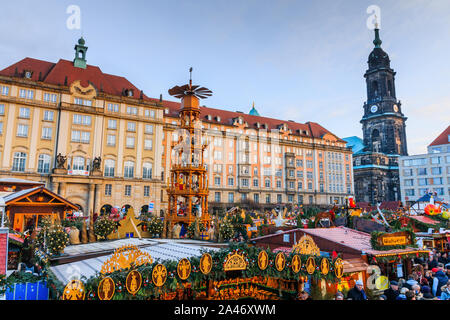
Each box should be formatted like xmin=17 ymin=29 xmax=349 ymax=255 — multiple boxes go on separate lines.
xmin=0 ymin=38 xmax=354 ymax=218
xmin=161 ymin=103 xmax=354 ymax=212
xmin=0 ymin=38 xmax=165 ymax=218
xmin=351 ymin=27 xmax=408 ymax=204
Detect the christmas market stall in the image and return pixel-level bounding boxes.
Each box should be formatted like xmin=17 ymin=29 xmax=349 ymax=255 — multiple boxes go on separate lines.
xmin=251 ymin=226 xmax=430 ymax=289
xmin=49 ymin=239 xmax=343 ymax=300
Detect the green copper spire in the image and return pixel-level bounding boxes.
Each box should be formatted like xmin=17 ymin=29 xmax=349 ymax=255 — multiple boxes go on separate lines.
xmin=74 ymin=37 xmax=88 ymax=69
xmin=249 ymin=101 xmax=260 ymax=116
xmin=373 ymin=21 xmax=382 ymax=48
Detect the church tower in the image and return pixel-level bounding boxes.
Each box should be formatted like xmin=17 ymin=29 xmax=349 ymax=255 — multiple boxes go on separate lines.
xmin=361 ymin=27 xmax=408 ymax=156
xmin=351 ymin=26 xmax=408 ymax=204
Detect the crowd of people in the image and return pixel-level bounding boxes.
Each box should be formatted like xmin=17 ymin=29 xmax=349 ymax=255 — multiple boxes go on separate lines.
xmin=337 ymin=250 xmax=450 ymax=300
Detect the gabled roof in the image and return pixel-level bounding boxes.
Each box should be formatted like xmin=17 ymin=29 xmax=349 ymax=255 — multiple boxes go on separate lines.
xmin=0 ymin=57 xmax=153 ymax=102
xmin=428 ymin=125 xmax=450 ymax=147
xmin=3 ymin=186 xmax=78 ymax=209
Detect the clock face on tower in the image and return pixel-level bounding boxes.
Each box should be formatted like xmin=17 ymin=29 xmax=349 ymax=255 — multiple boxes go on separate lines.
xmin=370 ymin=105 xmax=378 ymax=113
xmin=393 ymin=104 xmax=399 ymax=112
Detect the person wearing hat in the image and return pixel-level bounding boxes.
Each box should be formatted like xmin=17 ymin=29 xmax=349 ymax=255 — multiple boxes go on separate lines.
xmin=432 ymin=265 xmax=449 ymax=297
xmin=384 ymin=280 xmax=399 ymax=301
xmin=346 ymin=280 xmax=368 ymax=300
xmin=420 ymin=285 xmax=435 ymax=300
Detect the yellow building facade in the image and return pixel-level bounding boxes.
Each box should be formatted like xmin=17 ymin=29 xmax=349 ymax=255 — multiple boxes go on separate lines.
xmin=0 ymin=38 xmax=165 ymax=218
xmin=0 ymin=38 xmax=354 ymax=219
xmin=160 ymin=103 xmax=354 ymax=212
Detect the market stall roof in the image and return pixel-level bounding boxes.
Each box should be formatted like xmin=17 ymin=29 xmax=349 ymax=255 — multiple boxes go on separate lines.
xmin=2 ymin=186 xmax=78 ymax=209
xmin=409 ymin=215 xmax=440 ymax=225
xmin=301 ymin=227 xmax=428 ymax=257
xmin=49 ymin=238 xmax=222 ymax=284
xmin=415 ymin=193 xmax=444 ymax=203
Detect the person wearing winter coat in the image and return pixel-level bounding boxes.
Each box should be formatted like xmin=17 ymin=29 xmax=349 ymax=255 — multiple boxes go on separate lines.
xmin=346 ymin=280 xmax=368 ymax=300
xmin=396 ymin=287 xmax=408 ymax=300
xmin=440 ymin=281 xmax=450 ymax=300
xmin=432 ymin=267 xmax=449 ymax=297
xmin=403 ymin=275 xmax=418 ymax=290
xmin=383 ymin=281 xmax=399 ymax=301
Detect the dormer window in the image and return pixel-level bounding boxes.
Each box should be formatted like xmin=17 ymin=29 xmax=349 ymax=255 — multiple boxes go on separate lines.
xmin=206 ymin=115 xmax=212 ymax=121
xmin=255 ymin=123 xmax=260 ymax=129
xmin=165 ymin=108 xmax=169 ymax=115
xmin=24 ymin=70 xmax=32 ymax=79
xmin=215 ymin=116 xmax=221 ymax=122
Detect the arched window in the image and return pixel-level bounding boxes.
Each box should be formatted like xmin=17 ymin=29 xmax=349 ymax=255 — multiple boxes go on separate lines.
xmin=142 ymin=162 xmax=153 ymax=179
xmin=12 ymin=152 xmax=27 ymax=172
xmin=72 ymin=156 xmax=85 ymax=171
xmin=104 ymin=159 xmax=115 ymax=177
xmin=387 ymin=80 xmax=393 ymax=96
xmin=124 ymin=161 xmax=134 ymax=178
xmin=372 ymin=81 xmax=378 ymax=97
xmin=372 ymin=129 xmax=381 ymax=153
xmin=37 ymin=154 xmax=51 ymax=173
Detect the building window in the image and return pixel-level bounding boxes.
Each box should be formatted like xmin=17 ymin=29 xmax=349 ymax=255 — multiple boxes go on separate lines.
xmin=289 ymin=181 xmax=295 ymax=189
xmin=105 ymin=184 xmax=112 ymax=196
xmin=107 ymin=103 xmax=119 ymax=112
xmin=309 ymin=195 xmax=314 ymax=204
xmin=41 ymin=127 xmax=52 ymax=140
xmin=431 ymin=167 xmax=442 ymax=175
xmin=72 ymin=157 xmax=85 ymax=171
xmin=37 ymin=154 xmax=51 ymax=173
xmin=19 ymin=89 xmax=34 ymax=100
xmin=126 ymin=137 xmax=135 ymax=148
xmin=126 ymin=106 xmax=138 ymax=115
xmin=308 ymin=182 xmax=313 ymax=190
xmin=108 ymin=119 xmax=117 ymax=129
xmin=266 ymin=194 xmax=271 ymax=204
xmin=127 ymin=122 xmax=136 ymax=132
xmin=306 ymin=160 xmax=313 ymax=168
xmin=144 ymin=139 xmax=153 ymax=150
xmin=145 ymin=124 xmax=154 ymax=134
xmin=0 ymin=86 xmax=9 ymax=96
xmin=430 ymin=157 xmax=441 ymax=165
xmin=241 ymin=193 xmax=247 ymax=201
xmin=104 ymin=159 xmax=115 ymax=177
xmin=254 ymin=193 xmax=259 ymax=203
xmin=71 ymin=130 xmax=90 ymax=143
xmin=106 ymin=134 xmax=116 ymax=146
xmin=0 ymin=122 xmax=3 ymax=135
xmin=43 ymin=93 xmax=57 ymax=103
xmin=12 ymin=152 xmax=27 ymax=172
xmin=124 ymin=161 xmax=134 ymax=178
xmin=228 ymin=192 xmax=234 ymax=203
xmin=404 ymin=189 xmax=415 ymax=196
xmin=0 ymin=104 xmax=5 ymax=115
xmin=288 ymin=195 xmax=293 ymax=203
xmin=242 ymin=178 xmax=249 ymax=187
xmin=143 ymin=162 xmax=153 ymax=179
xmin=74 ymin=97 xmax=92 ymax=106
xmin=73 ymin=114 xmax=92 ymax=125
xmin=43 ymin=110 xmax=54 ymax=121
xmin=228 ymin=177 xmax=234 ymax=186
xmin=125 ymin=185 xmax=132 ymax=196
xmin=144 ymin=186 xmax=150 ymax=197
xmin=253 ymin=179 xmax=259 ymax=187
xmin=265 ymin=179 xmax=271 ymax=188
xmin=215 ymin=192 xmax=221 ymax=202
xmin=214 ymin=177 xmax=221 ymax=186
xmin=276 ymin=180 xmax=281 ymax=188
xmin=17 ymin=124 xmax=29 ymax=137
xmin=19 ymin=107 xmax=30 ymax=118
xmin=277 ymin=194 xmax=282 ymax=203
xmin=417 ymin=168 xmax=427 ymax=175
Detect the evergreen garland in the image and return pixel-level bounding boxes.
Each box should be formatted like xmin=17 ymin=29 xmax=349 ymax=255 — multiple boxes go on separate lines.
xmin=370 ymin=227 xmax=417 ymax=251
xmin=76 ymin=242 xmax=340 ymax=300
xmin=219 ymin=218 xmax=234 ymax=241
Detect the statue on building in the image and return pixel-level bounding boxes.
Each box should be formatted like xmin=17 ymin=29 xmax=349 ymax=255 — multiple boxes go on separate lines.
xmin=92 ymin=156 xmax=102 ymax=171
xmin=56 ymin=153 xmax=67 ymax=169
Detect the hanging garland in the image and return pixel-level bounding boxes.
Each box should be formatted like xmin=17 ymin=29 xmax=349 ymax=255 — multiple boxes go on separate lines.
xmin=74 ymin=242 xmax=341 ymax=300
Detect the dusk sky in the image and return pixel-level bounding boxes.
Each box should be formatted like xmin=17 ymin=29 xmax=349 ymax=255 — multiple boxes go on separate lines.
xmin=0 ymin=0 xmax=449 ymax=155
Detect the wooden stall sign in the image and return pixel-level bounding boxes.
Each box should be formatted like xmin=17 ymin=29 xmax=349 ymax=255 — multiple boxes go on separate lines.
xmin=378 ymin=231 xmax=411 ymax=247
xmin=224 ymin=252 xmax=248 ymax=271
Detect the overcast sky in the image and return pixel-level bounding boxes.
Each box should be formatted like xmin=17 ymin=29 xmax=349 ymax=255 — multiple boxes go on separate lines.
xmin=0 ymin=0 xmax=449 ymax=155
